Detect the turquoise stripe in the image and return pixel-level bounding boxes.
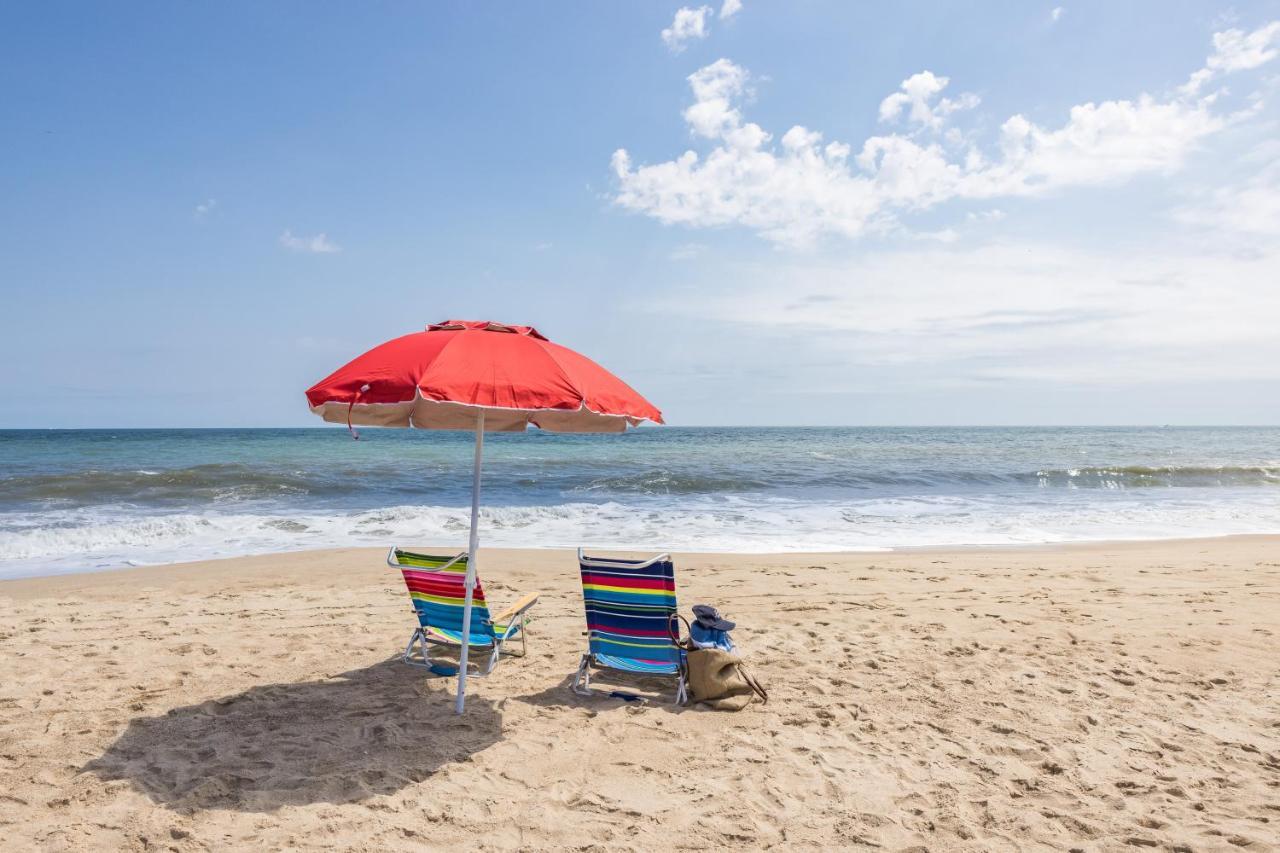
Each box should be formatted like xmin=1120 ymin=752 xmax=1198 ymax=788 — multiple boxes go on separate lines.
xmin=594 ymin=653 xmax=680 ymax=675
xmin=414 ymin=601 xmax=494 ymax=634
xmin=426 ymin=626 xmax=498 ymax=647
xmin=591 ymin=636 xmax=681 ymax=663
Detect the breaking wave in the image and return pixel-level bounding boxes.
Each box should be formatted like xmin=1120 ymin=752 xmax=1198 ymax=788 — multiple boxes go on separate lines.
xmin=5 ymin=491 xmax=1280 ymax=579
xmin=3 ymin=426 xmax=1279 ymax=579
xmin=1031 ymin=465 xmax=1280 ymax=488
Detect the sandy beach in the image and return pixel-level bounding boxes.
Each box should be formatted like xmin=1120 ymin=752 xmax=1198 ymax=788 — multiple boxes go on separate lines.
xmin=1 ymin=538 xmax=1277 ymax=851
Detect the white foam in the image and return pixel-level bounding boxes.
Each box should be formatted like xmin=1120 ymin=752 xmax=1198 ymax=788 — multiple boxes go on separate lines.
xmin=4 ymin=491 xmax=1280 ymax=580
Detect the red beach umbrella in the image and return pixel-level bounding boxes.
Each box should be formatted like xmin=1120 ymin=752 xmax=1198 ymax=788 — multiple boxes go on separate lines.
xmin=305 ymin=320 xmax=663 ymax=712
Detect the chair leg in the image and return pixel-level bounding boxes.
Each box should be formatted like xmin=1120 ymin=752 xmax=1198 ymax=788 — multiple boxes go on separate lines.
xmin=571 ymin=653 xmax=593 ymax=696
xmin=500 ymin=617 xmax=528 ymax=659
xmin=403 ymin=628 xmax=433 ymax=668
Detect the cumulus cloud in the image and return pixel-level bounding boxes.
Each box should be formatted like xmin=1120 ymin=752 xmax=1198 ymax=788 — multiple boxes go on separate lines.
xmin=878 ymin=71 xmax=979 ymax=128
xmin=1182 ymin=21 xmax=1280 ymax=94
xmin=1208 ymin=21 xmax=1280 ymax=71
xmin=279 ymin=230 xmax=341 ymax=254
xmin=662 ymin=6 xmax=712 ymax=52
xmin=681 ymin=58 xmax=751 ymax=137
xmin=720 ymin=0 xmax=742 ymax=20
xmin=613 ymin=21 xmax=1280 ymax=247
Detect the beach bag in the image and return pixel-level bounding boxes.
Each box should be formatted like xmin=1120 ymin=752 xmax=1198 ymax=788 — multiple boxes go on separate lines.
xmin=670 ymin=615 xmax=767 ymax=710
xmin=685 ymin=648 xmax=768 ymax=710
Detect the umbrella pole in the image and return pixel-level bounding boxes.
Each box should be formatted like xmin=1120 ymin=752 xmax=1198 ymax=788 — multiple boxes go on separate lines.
xmin=455 ymin=410 xmax=485 ymax=714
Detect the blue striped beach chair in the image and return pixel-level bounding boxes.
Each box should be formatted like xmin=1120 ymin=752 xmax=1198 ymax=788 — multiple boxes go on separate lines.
xmin=572 ymin=548 xmax=688 ymax=704
xmin=388 ymin=547 xmax=539 ymax=676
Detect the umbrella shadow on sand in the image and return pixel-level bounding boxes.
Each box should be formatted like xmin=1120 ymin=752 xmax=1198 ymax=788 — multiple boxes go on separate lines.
xmin=83 ymin=659 xmax=502 ymax=813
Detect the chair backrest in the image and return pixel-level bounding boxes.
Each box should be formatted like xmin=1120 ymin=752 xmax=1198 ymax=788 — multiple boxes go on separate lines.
xmin=391 ymin=549 xmax=494 ymax=639
xmin=578 ymin=550 xmax=680 ymax=665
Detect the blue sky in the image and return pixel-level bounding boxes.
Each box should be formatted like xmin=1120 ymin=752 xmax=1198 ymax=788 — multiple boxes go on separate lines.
xmin=3 ymin=2 xmax=1279 ymax=427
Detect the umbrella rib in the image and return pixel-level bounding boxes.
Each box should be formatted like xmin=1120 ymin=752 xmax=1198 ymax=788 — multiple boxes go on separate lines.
xmin=528 ymin=342 xmax=587 ymax=410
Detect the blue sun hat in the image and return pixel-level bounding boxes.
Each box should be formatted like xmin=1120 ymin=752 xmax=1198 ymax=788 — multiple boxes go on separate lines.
xmin=689 ymin=604 xmax=737 ymax=653
xmin=692 ymin=604 xmax=735 ymax=631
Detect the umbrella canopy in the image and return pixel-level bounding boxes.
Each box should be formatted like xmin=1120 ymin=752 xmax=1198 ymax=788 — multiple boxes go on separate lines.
xmin=305 ymin=320 xmax=662 ymax=713
xmin=306 ymin=319 xmax=663 ymax=433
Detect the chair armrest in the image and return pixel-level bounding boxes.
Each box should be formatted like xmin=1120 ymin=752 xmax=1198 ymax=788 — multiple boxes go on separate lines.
xmin=489 ymin=592 xmax=540 ymax=625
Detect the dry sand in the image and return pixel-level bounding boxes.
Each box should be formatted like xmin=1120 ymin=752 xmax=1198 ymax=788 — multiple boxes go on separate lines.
xmin=1 ymin=538 xmax=1278 ymax=851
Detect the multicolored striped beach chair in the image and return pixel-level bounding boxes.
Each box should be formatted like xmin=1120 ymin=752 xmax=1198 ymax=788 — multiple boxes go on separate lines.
xmin=572 ymin=548 xmax=687 ymax=704
xmin=388 ymin=547 xmax=539 ymax=677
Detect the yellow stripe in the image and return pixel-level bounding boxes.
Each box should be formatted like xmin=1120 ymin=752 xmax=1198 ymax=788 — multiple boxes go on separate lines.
xmin=409 ymin=591 xmax=488 ymax=608
xmin=582 ymin=583 xmax=673 ymax=596
xmin=399 ymin=561 xmax=467 ymax=573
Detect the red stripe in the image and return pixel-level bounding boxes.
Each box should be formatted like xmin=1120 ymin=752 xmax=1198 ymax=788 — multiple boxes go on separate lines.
xmin=406 ymin=586 xmax=488 ymax=606
xmin=402 ymin=569 xmax=465 ymax=584
xmin=404 ymin=577 xmax=466 ymax=594
xmin=402 ymin=572 xmax=486 ymax=600
xmin=580 ymin=573 xmax=674 ymax=591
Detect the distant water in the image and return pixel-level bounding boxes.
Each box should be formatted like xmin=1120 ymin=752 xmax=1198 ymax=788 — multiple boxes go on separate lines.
xmin=1 ymin=427 xmax=1278 ymax=579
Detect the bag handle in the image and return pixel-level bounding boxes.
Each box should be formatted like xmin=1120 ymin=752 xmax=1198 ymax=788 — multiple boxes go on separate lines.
xmin=668 ymin=613 xmax=696 ymax=651
xmin=735 ymin=662 xmax=768 ymax=704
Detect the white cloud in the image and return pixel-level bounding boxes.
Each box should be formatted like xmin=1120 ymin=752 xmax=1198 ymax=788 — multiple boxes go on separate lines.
xmin=1051 ymin=7 xmax=1064 ymax=23
xmin=966 ymin=208 xmax=1006 ymax=222
xmin=1173 ymin=157 xmax=1280 ymax=237
xmin=974 ymin=94 xmax=1224 ymax=194
xmin=613 ymin=22 xmax=1280 ymax=246
xmin=1208 ymin=21 xmax=1280 ymax=71
xmin=194 ymin=199 xmax=216 ymax=218
xmin=279 ymin=230 xmax=341 ymax=254
xmin=877 ymin=71 xmax=980 ymax=128
xmin=682 ymin=58 xmax=751 ymax=137
xmin=720 ymin=0 xmax=742 ymax=20
xmin=1182 ymin=21 xmax=1280 ymax=94
xmin=662 ymin=6 xmax=712 ymax=52
xmin=651 ymin=240 xmax=1280 ymax=385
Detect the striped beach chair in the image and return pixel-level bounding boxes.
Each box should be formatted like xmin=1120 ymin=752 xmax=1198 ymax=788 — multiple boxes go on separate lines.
xmin=388 ymin=547 xmax=539 ymax=677
xmin=572 ymin=548 xmax=687 ymax=704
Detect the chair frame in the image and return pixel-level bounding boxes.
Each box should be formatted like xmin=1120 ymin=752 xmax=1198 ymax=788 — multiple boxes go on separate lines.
xmin=388 ymin=547 xmax=537 ymax=678
xmin=571 ymin=548 xmax=688 ymax=704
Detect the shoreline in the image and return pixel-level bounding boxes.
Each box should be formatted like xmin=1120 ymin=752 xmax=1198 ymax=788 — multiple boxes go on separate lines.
xmin=2 ymin=538 xmax=1278 ymax=849
xmin=5 ymin=531 xmax=1280 ymax=589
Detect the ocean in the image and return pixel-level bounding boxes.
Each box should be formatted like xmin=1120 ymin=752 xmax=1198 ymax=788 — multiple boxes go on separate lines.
xmin=1 ymin=426 xmax=1278 ymax=580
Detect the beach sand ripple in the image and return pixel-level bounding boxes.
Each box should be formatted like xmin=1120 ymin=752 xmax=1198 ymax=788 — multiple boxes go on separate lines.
xmin=1 ymin=540 xmax=1278 ymax=851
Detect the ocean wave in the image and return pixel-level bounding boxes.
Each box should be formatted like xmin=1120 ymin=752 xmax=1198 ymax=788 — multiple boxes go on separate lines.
xmin=571 ymin=469 xmax=770 ymax=494
xmin=0 ymin=464 xmax=340 ymax=507
xmin=4 ymin=460 xmax=1277 ymax=513
xmin=4 ymin=491 xmax=1280 ymax=579
xmin=572 ymin=465 xmax=1280 ymax=493
xmin=1031 ymin=465 xmax=1280 ymax=488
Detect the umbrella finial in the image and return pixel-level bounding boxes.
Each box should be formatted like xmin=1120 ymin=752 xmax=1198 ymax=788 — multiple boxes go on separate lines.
xmin=427 ymin=320 xmax=547 ymax=340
